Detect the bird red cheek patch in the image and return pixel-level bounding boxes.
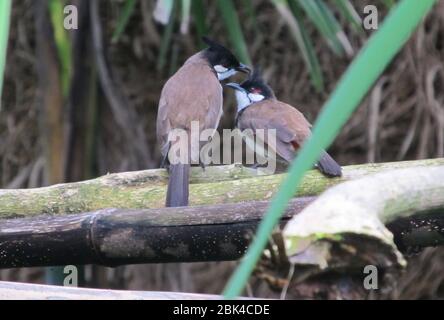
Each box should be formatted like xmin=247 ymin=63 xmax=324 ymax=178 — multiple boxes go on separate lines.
xmin=291 ymin=140 xmax=300 ymax=151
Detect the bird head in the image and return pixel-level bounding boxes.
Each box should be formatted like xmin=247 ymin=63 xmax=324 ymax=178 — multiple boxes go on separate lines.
xmin=225 ymin=68 xmax=274 ymax=112
xmin=202 ymin=37 xmax=251 ymax=81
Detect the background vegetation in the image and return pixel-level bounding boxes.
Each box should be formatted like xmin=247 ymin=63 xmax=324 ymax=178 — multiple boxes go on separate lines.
xmin=0 ymin=0 xmax=443 ymax=298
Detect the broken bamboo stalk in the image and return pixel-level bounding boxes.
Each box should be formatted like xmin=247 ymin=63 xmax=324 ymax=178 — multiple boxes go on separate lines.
xmin=284 ymin=165 xmax=444 ymax=271
xmin=0 ymin=198 xmax=314 ymax=268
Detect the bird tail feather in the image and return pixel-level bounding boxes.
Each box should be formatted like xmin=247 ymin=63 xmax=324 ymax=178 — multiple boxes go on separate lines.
xmin=166 ymin=163 xmax=190 ymax=207
xmin=317 ymin=151 xmax=342 ymax=177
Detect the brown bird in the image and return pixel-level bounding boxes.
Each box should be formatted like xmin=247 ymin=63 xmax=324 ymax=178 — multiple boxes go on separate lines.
xmin=226 ymin=70 xmax=342 ymax=177
xmin=157 ymin=37 xmax=250 ymax=207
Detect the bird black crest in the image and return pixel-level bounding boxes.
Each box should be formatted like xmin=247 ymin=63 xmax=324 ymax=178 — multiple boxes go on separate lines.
xmin=242 ymin=67 xmax=265 ymax=87
xmin=201 ymin=36 xmax=240 ymax=68
xmin=202 ymin=36 xmax=224 ymax=49
xmin=249 ymin=67 xmax=264 ymax=83
xmin=241 ymin=67 xmax=275 ymax=99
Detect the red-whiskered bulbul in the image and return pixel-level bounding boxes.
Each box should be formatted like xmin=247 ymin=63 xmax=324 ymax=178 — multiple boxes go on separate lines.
xmin=157 ymin=37 xmax=251 ymax=207
xmin=226 ymin=69 xmax=342 ymax=177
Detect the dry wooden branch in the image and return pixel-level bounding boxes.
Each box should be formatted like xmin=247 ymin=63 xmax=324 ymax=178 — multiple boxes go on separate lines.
xmin=0 ymin=281 xmax=237 ymax=300
xmin=0 ymin=159 xmax=442 ymax=219
xmin=0 ymin=198 xmax=314 ymax=268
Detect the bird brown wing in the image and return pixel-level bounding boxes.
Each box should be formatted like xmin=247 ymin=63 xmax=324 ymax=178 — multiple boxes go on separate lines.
xmin=156 ymin=53 xmax=223 ymax=162
xmin=237 ymin=99 xmax=312 ymax=162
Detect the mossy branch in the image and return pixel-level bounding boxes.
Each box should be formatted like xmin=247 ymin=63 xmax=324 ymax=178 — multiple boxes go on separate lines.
xmin=0 ymin=159 xmax=443 ymax=219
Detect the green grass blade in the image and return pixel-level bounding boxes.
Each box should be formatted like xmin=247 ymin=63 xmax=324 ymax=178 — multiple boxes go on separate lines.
xmin=296 ymin=0 xmax=343 ymax=56
xmin=111 ymin=0 xmax=137 ymax=43
xmin=223 ymin=0 xmax=437 ymax=299
xmin=157 ymin=1 xmax=177 ymax=72
xmin=153 ymin=0 xmax=174 ymax=25
xmin=169 ymin=41 xmax=180 ymax=76
xmin=315 ymin=0 xmax=354 ymax=56
xmin=191 ymin=0 xmax=207 ymax=48
xmin=0 ymin=0 xmax=12 ymax=108
xmin=242 ymin=0 xmax=258 ymax=28
xmin=274 ymin=0 xmax=324 ymax=92
xmin=334 ymin=0 xmax=364 ymax=33
xmin=216 ymin=0 xmax=252 ymax=65
xmin=180 ymin=0 xmax=191 ymax=34
xmin=49 ymin=0 xmax=72 ymax=96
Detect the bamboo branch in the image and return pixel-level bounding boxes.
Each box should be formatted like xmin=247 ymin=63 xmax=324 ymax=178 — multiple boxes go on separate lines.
xmin=283 ymin=165 xmax=444 ymax=272
xmin=0 ymin=281 xmax=243 ymax=300
xmin=1 ymin=180 xmax=444 ymax=269
xmin=1 ymin=159 xmax=442 ymax=219
xmin=0 ymin=198 xmax=314 ymax=268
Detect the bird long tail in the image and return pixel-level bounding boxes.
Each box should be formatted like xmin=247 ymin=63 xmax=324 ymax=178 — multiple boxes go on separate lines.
xmin=317 ymin=151 xmax=342 ymax=177
xmin=166 ymin=163 xmax=190 ymax=207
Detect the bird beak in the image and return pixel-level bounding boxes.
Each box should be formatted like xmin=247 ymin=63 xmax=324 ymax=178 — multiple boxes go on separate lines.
xmin=224 ymin=83 xmax=246 ymax=92
xmin=236 ymin=63 xmax=251 ymax=74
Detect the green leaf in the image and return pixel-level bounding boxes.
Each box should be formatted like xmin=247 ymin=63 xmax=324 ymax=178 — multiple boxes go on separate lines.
xmin=169 ymin=42 xmax=180 ymax=76
xmin=296 ymin=0 xmax=344 ymax=56
xmin=157 ymin=1 xmax=177 ymax=72
xmin=274 ymin=0 xmax=324 ymax=92
xmin=223 ymin=0 xmax=438 ymax=299
xmin=216 ymin=0 xmax=252 ymax=65
xmin=242 ymin=0 xmax=258 ymax=28
xmin=315 ymin=0 xmax=354 ymax=56
xmin=180 ymin=0 xmax=192 ymax=34
xmin=0 ymin=0 xmax=11 ymax=109
xmin=112 ymin=0 xmax=138 ymax=43
xmin=49 ymin=0 xmax=72 ymax=96
xmin=192 ymin=0 xmax=207 ymax=48
xmin=334 ymin=0 xmax=364 ymax=34
xmin=153 ymin=0 xmax=174 ymax=25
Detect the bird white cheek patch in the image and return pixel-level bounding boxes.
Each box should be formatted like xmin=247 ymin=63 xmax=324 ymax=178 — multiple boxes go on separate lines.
xmin=248 ymin=93 xmax=265 ymax=102
xmin=214 ymin=65 xmax=228 ymax=73
xmin=217 ymin=69 xmax=237 ymax=81
xmin=235 ymin=90 xmax=252 ymax=112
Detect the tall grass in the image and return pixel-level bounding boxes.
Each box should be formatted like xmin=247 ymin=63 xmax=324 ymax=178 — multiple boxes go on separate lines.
xmin=0 ymin=0 xmax=12 ymax=109
xmin=216 ymin=0 xmax=252 ymax=65
xmin=273 ymin=0 xmax=324 ymax=91
xmin=112 ymin=0 xmax=137 ymax=43
xmin=113 ymin=0 xmax=373 ymax=89
xmin=49 ymin=0 xmax=72 ymax=96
